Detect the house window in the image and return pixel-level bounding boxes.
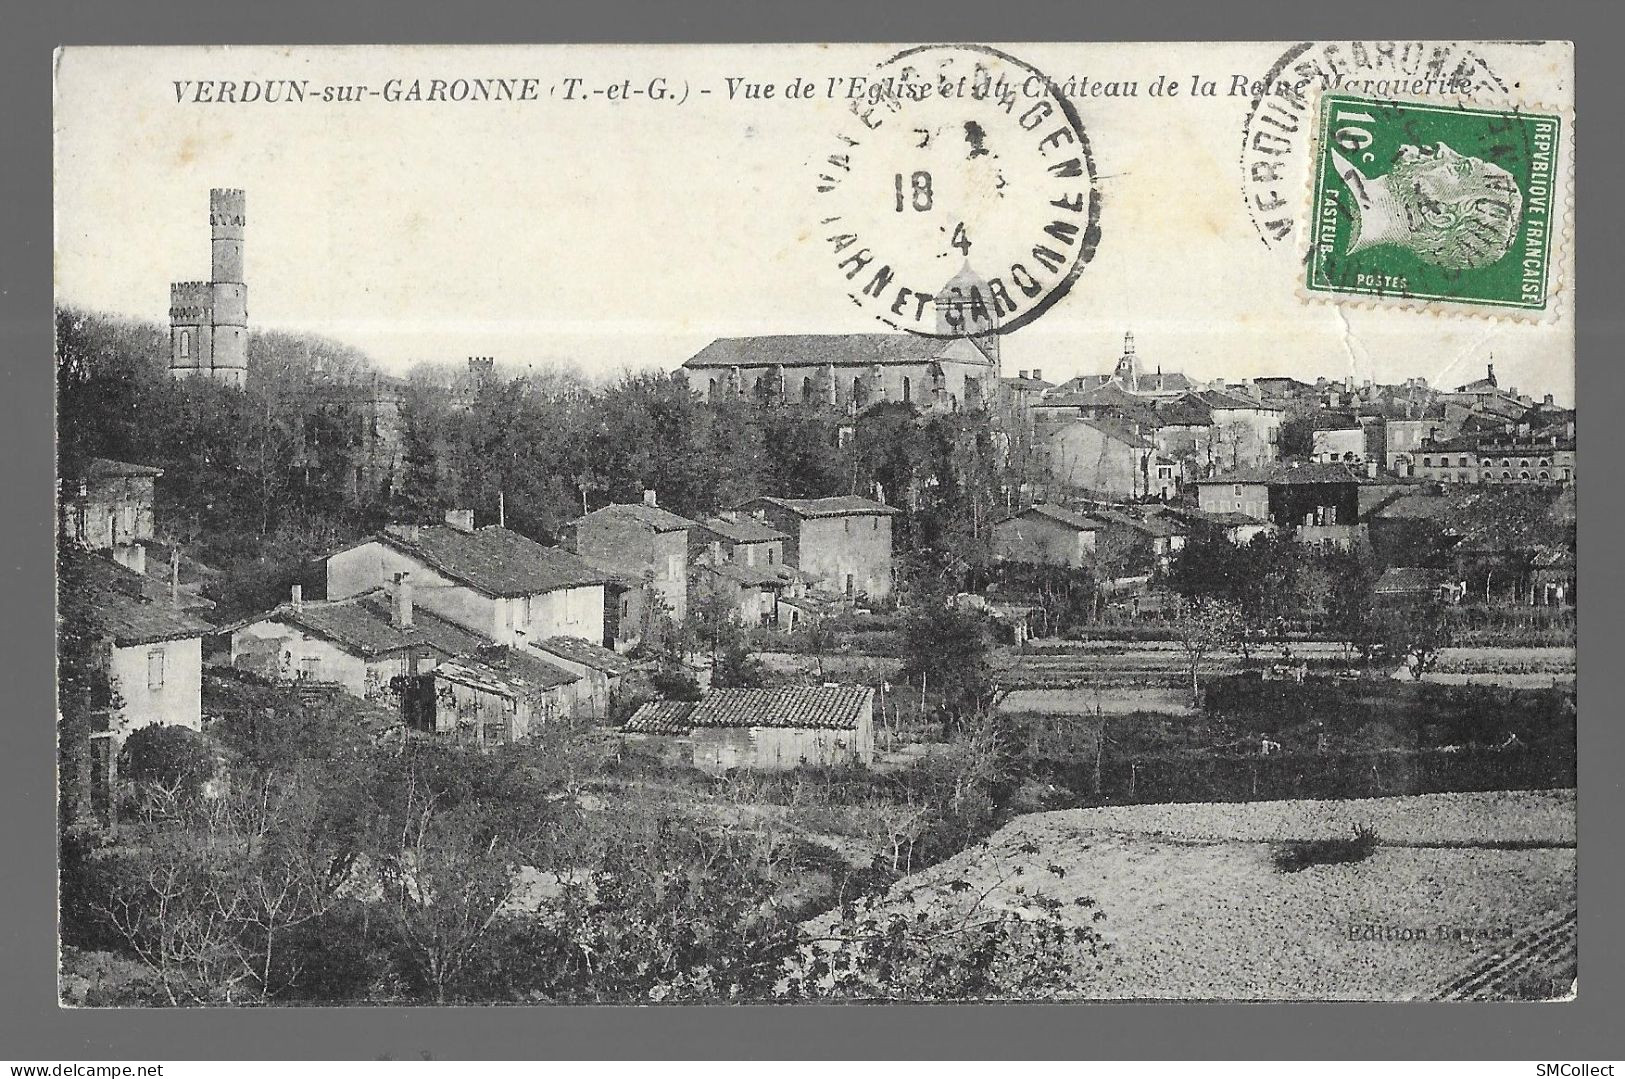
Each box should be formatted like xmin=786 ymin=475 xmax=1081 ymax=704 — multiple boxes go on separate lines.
xmin=902 ymin=376 xmax=912 ymax=403
xmin=1520 ymin=459 xmax=1530 ymax=469
xmin=802 ymin=377 xmax=815 ymax=404
xmin=146 ymin=648 xmax=165 ymax=690
xmin=845 ymin=574 xmax=855 ymax=598
xmin=1519 ymin=471 xmax=1530 ymax=480
xmin=299 ymin=656 xmax=321 ymax=680
xmin=1563 ymin=468 xmax=1572 ymax=481
xmin=1539 ymin=471 xmax=1550 ymax=480
xmin=1502 ymin=471 xmax=1512 ymax=480
xmin=1539 ymin=458 xmax=1550 ymax=468
xmin=871 ymin=517 xmax=878 ymax=531
xmin=1459 ymin=457 xmax=1469 ymax=467
xmin=1483 ymin=471 xmax=1493 ymax=480
xmin=1233 ymin=484 xmax=1242 ymax=495
xmin=1422 ymin=457 xmax=1432 ymax=468
xmin=1501 ymin=458 xmax=1511 ymax=468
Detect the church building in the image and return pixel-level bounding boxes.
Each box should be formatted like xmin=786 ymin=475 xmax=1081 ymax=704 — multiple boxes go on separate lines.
xmin=1048 ymin=332 xmax=1197 ymax=401
xmin=679 ymin=265 xmax=1001 ymax=413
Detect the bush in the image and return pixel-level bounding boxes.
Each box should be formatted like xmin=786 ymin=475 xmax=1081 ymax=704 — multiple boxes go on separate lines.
xmin=1273 ymin=825 xmax=1380 ymax=873
xmin=119 ymin=724 xmax=215 ymax=804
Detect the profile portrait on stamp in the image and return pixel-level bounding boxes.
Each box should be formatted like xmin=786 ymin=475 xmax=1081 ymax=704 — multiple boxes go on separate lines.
xmin=1306 ymin=93 xmax=1564 ymax=312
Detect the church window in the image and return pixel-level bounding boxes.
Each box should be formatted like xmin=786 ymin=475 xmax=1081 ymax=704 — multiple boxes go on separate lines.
xmin=178 ymin=330 xmax=191 ymax=358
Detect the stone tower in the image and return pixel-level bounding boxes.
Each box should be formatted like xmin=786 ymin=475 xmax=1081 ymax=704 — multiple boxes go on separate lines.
xmin=170 ymin=188 xmax=247 ymax=386
xmin=1111 ymin=331 xmax=1140 ymax=391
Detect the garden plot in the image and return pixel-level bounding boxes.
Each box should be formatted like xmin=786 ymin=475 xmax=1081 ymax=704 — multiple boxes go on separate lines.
xmin=998 ymin=686 xmax=1193 ymax=717
xmin=871 ymin=791 xmax=1575 ymax=1000
xmin=1397 ymin=646 xmax=1575 ymax=687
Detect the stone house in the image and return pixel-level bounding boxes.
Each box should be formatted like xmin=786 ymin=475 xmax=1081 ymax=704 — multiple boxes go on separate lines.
xmin=326 ymin=513 xmax=610 ymax=649
xmin=526 ymin=635 xmax=635 ymax=720
xmin=73 ymin=553 xmax=210 ymax=741
xmin=226 ymin=579 xmax=488 ymax=700
xmin=563 ymin=491 xmax=697 ymax=630
xmin=58 ymin=458 xmax=163 ymax=570
xmin=735 ymin=495 xmax=899 ymax=602
xmin=425 ymin=646 xmax=583 ymax=748
xmin=991 ymin=504 xmax=1104 ymax=568
xmin=623 ymin=685 xmax=875 ymax=773
xmin=1035 ymin=417 xmax=1158 ymax=500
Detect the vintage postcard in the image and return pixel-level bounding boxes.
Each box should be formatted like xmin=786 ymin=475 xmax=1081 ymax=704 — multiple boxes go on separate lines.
xmin=54 ymin=41 xmax=1574 ymax=1005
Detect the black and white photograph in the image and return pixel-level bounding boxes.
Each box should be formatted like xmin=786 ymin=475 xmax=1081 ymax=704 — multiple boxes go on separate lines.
xmin=52 ymin=40 xmax=1577 ymax=1006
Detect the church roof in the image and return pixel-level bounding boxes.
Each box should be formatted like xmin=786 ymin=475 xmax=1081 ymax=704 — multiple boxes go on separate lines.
xmin=681 ymin=334 xmax=990 ymax=370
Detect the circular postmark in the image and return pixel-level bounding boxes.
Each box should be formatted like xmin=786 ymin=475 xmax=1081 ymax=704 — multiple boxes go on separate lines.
xmin=1240 ymin=41 xmax=1507 ymax=250
xmin=812 ymin=44 xmax=1100 ymax=338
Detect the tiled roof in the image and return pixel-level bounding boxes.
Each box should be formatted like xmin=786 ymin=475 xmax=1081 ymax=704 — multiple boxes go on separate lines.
xmin=1370 ymin=494 xmax=1457 ymax=522
xmin=1001 ymin=503 xmax=1106 ymax=533
xmin=83 ymin=457 xmax=163 ymax=480
xmin=629 ymin=685 xmax=874 ymax=733
xmin=682 ymin=334 xmax=990 ymax=370
xmin=1035 ymin=382 xmax=1149 ymax=411
xmin=1150 ymin=400 xmax=1213 ymax=427
xmin=700 ymin=514 xmax=787 ymax=543
xmin=374 ymin=525 xmax=610 ymax=597
xmin=740 ymin=495 xmax=901 ymax=518
xmin=1376 ymin=567 xmax=1446 ymax=593
xmin=249 ymin=590 xmax=488 ymax=659
xmin=1037 ymin=416 xmax=1155 ymax=449
xmin=574 ymin=502 xmax=697 ymax=534
xmin=1002 ymin=375 xmax=1055 ymax=391
xmin=533 ymin=636 xmax=634 ymax=676
xmin=435 ymin=646 xmax=579 ymax=697
xmin=1092 ymin=508 xmax=1186 ymax=538
xmin=703 ymin=560 xmax=798 ymax=588
xmin=1196 ymin=388 xmax=1282 ymax=412
xmin=623 ymin=699 xmax=700 ymax=734
xmin=65 ymin=553 xmax=212 ymax=645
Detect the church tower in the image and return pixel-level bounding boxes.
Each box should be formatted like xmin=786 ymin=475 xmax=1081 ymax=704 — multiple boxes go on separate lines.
xmin=1111 ymin=331 xmax=1140 ymax=391
xmin=933 ymin=262 xmax=1001 ymax=373
xmin=170 ymin=188 xmax=247 ymax=387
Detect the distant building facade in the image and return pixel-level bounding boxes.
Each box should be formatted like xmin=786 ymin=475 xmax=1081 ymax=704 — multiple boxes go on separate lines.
xmin=624 ymin=685 xmax=876 ymax=772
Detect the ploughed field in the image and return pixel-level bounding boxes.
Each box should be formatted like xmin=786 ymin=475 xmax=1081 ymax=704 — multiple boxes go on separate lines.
xmin=862 ymin=790 xmax=1576 ymax=1000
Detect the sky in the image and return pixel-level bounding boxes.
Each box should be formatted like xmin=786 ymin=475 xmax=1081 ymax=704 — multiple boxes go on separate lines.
xmin=54 ymin=42 xmax=1574 ymax=403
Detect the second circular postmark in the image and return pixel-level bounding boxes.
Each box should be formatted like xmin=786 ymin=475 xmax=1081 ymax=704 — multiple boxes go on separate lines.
xmin=812 ymin=44 xmax=1101 ymax=339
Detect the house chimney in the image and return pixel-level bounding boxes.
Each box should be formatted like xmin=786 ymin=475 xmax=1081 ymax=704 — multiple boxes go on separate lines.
xmin=392 ymin=572 xmax=414 ymax=630
xmin=1365 ymin=460 xmax=1378 ymax=479
xmin=1544 ymin=393 xmax=1555 ymax=407
xmin=291 ymin=583 xmax=303 ymax=612
xmin=643 ymin=489 xmax=658 ymax=507
xmin=1018 ymin=370 xmax=1030 ymax=380
xmin=1032 ymin=368 xmax=1043 ymax=382
xmin=444 ymin=508 xmax=475 ymax=533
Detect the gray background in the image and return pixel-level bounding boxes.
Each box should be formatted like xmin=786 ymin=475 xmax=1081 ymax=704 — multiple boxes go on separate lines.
xmin=4 ymin=0 xmax=1618 ymax=1060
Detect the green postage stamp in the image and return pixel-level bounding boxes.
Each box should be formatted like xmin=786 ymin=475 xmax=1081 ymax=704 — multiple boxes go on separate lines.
xmin=1306 ymin=93 xmax=1564 ymax=313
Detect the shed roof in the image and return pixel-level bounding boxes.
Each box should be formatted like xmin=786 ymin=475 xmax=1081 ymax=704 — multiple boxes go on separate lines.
xmin=623 ymin=699 xmax=701 ymax=734
xmin=1375 ymin=567 xmax=1446 ymax=594
xmin=700 ymin=514 xmax=787 ymax=544
xmin=368 ymin=525 xmax=610 ymax=597
xmin=627 ymin=685 xmax=874 ymax=734
xmin=532 ymin=635 xmax=634 ymax=676
xmin=435 ymin=646 xmax=579 ymax=697
xmin=83 ymin=457 xmax=164 ymax=480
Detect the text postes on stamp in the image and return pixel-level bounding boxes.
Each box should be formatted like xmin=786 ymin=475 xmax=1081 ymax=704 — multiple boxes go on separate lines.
xmin=1305 ymin=94 xmax=1563 ymax=313
xmin=814 ymin=44 xmax=1100 ymax=338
